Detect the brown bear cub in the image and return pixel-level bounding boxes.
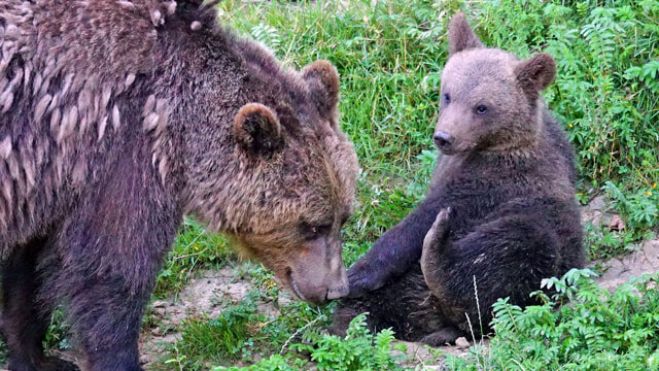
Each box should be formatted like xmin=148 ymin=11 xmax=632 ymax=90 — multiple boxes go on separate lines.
xmin=0 ymin=1 xmax=358 ymax=370
xmin=332 ymin=13 xmax=584 ymax=345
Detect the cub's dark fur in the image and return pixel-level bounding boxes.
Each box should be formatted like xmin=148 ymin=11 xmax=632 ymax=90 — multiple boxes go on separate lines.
xmin=333 ymin=13 xmax=584 ymax=345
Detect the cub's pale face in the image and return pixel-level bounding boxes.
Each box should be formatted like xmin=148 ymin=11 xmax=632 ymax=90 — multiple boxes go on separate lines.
xmin=435 ymin=50 xmax=530 ymax=155
xmin=435 ymin=12 xmax=557 ymax=155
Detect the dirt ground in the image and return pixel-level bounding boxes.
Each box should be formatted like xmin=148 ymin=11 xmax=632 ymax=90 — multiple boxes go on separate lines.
xmin=139 ymin=266 xmax=288 ymax=367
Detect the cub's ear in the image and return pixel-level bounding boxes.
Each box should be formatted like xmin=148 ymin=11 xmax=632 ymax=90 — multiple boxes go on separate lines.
xmin=515 ymin=53 xmax=556 ymax=99
xmin=233 ymin=103 xmax=284 ymax=158
xmin=448 ymin=12 xmax=483 ymax=56
xmin=302 ymin=60 xmax=340 ymax=119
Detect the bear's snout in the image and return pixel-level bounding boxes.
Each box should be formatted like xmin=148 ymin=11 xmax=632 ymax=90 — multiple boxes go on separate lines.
xmin=326 ymin=271 xmax=350 ymax=300
xmin=285 ymin=238 xmax=350 ymax=304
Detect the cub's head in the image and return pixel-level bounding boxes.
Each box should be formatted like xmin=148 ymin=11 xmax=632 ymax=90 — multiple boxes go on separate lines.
xmin=434 ymin=13 xmax=556 ymax=155
xmin=190 ymin=59 xmax=358 ymax=304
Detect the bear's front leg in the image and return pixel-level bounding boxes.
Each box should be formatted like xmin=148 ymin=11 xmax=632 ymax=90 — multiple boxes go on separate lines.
xmin=2 ymin=235 xmax=79 ymax=371
xmin=52 ymin=147 xmax=181 ymax=371
xmin=347 ymin=193 xmax=445 ymax=298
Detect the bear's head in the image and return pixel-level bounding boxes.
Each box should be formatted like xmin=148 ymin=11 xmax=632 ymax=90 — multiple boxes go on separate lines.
xmin=186 ymin=60 xmax=358 ymax=304
xmin=433 ymin=13 xmax=556 ymax=155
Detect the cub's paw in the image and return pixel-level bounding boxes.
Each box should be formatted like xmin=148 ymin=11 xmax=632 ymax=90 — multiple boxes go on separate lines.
xmin=346 ymin=260 xmax=388 ymax=298
xmin=329 ymin=304 xmax=363 ymax=337
xmin=421 ymin=207 xmax=452 ymax=286
xmin=422 ymin=207 xmax=452 ymax=252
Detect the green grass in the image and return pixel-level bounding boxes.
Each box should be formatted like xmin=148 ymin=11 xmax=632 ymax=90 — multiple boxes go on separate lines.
xmin=175 ymin=295 xmax=261 ymax=366
xmin=170 ymin=270 xmax=658 ymax=371
xmin=154 ymin=218 xmax=236 ymax=297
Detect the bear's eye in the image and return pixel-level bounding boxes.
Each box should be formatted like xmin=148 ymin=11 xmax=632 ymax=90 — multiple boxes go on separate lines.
xmin=475 ymin=104 xmax=488 ymax=114
xmin=300 ymin=222 xmax=332 ymax=240
xmin=443 ymin=93 xmax=451 ymax=104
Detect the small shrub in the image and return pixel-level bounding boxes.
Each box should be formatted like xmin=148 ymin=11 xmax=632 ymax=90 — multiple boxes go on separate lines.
xmin=294 ymin=314 xmax=402 ymax=371
xmin=220 ymin=314 xmax=402 ymax=371
xmin=604 ymin=181 xmax=658 ymax=233
xmin=447 ymin=269 xmax=659 ymax=370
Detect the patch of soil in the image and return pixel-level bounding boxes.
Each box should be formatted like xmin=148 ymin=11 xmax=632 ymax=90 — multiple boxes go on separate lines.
xmin=393 ymin=336 xmax=487 ymax=368
xmin=595 ymin=239 xmax=659 ymax=291
xmin=139 ymin=266 xmax=284 ymax=368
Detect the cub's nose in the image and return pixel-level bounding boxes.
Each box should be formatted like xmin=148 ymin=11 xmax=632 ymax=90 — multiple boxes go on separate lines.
xmin=433 ymin=131 xmax=455 ymax=149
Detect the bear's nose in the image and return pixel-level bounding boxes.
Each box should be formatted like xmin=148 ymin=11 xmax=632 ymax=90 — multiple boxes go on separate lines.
xmin=433 ymin=131 xmax=455 ymax=149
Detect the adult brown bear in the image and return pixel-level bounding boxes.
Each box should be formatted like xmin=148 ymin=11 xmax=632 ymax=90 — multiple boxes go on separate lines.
xmin=0 ymin=1 xmax=358 ymax=369
xmin=333 ymin=12 xmax=584 ymax=345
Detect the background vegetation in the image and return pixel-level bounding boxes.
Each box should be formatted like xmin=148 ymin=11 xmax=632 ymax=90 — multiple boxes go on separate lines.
xmin=0 ymin=0 xmax=656 ymax=369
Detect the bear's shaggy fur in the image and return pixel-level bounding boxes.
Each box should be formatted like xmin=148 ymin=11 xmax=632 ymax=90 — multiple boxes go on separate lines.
xmin=0 ymin=1 xmax=358 ymax=369
xmin=332 ymin=13 xmax=584 ymax=346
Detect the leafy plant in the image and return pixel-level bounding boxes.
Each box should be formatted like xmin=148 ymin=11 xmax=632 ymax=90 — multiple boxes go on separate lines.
xmin=219 ymin=314 xmax=403 ymax=371
xmin=293 ymin=313 xmax=402 ymax=371
xmin=447 ymin=269 xmax=659 ymax=370
xmin=161 ymin=292 xmax=330 ymax=369
xmin=604 ymin=181 xmax=658 ymax=232
xmin=250 ymin=24 xmax=281 ymax=52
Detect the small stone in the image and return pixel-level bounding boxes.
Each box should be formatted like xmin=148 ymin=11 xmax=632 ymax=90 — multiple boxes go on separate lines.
xmin=588 ymin=195 xmax=606 ymax=211
xmin=151 ymin=300 xmax=168 ymax=309
xmin=455 ymin=337 xmax=470 ymax=349
xmin=608 ymin=214 xmax=625 ymax=231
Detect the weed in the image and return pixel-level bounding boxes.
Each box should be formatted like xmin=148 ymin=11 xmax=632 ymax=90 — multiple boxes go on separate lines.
xmin=446 ymin=269 xmax=659 ymax=370
xmin=227 ymin=314 xmax=404 ymax=371
xmin=172 ymin=296 xmax=261 ymax=368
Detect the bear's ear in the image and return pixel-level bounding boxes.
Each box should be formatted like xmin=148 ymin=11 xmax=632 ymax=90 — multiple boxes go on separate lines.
xmin=448 ymin=12 xmax=483 ymax=56
xmin=233 ymin=103 xmax=284 ymax=158
xmin=515 ymin=53 xmax=556 ymax=98
xmin=302 ymin=60 xmax=340 ymax=119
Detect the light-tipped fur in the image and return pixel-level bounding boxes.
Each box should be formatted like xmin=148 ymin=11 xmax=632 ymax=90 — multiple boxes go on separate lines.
xmin=0 ymin=1 xmax=358 ymax=369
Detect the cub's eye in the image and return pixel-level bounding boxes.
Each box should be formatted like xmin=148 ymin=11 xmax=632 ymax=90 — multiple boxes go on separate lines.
xmin=443 ymin=93 xmax=451 ymax=104
xmin=475 ymin=104 xmax=488 ymax=114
